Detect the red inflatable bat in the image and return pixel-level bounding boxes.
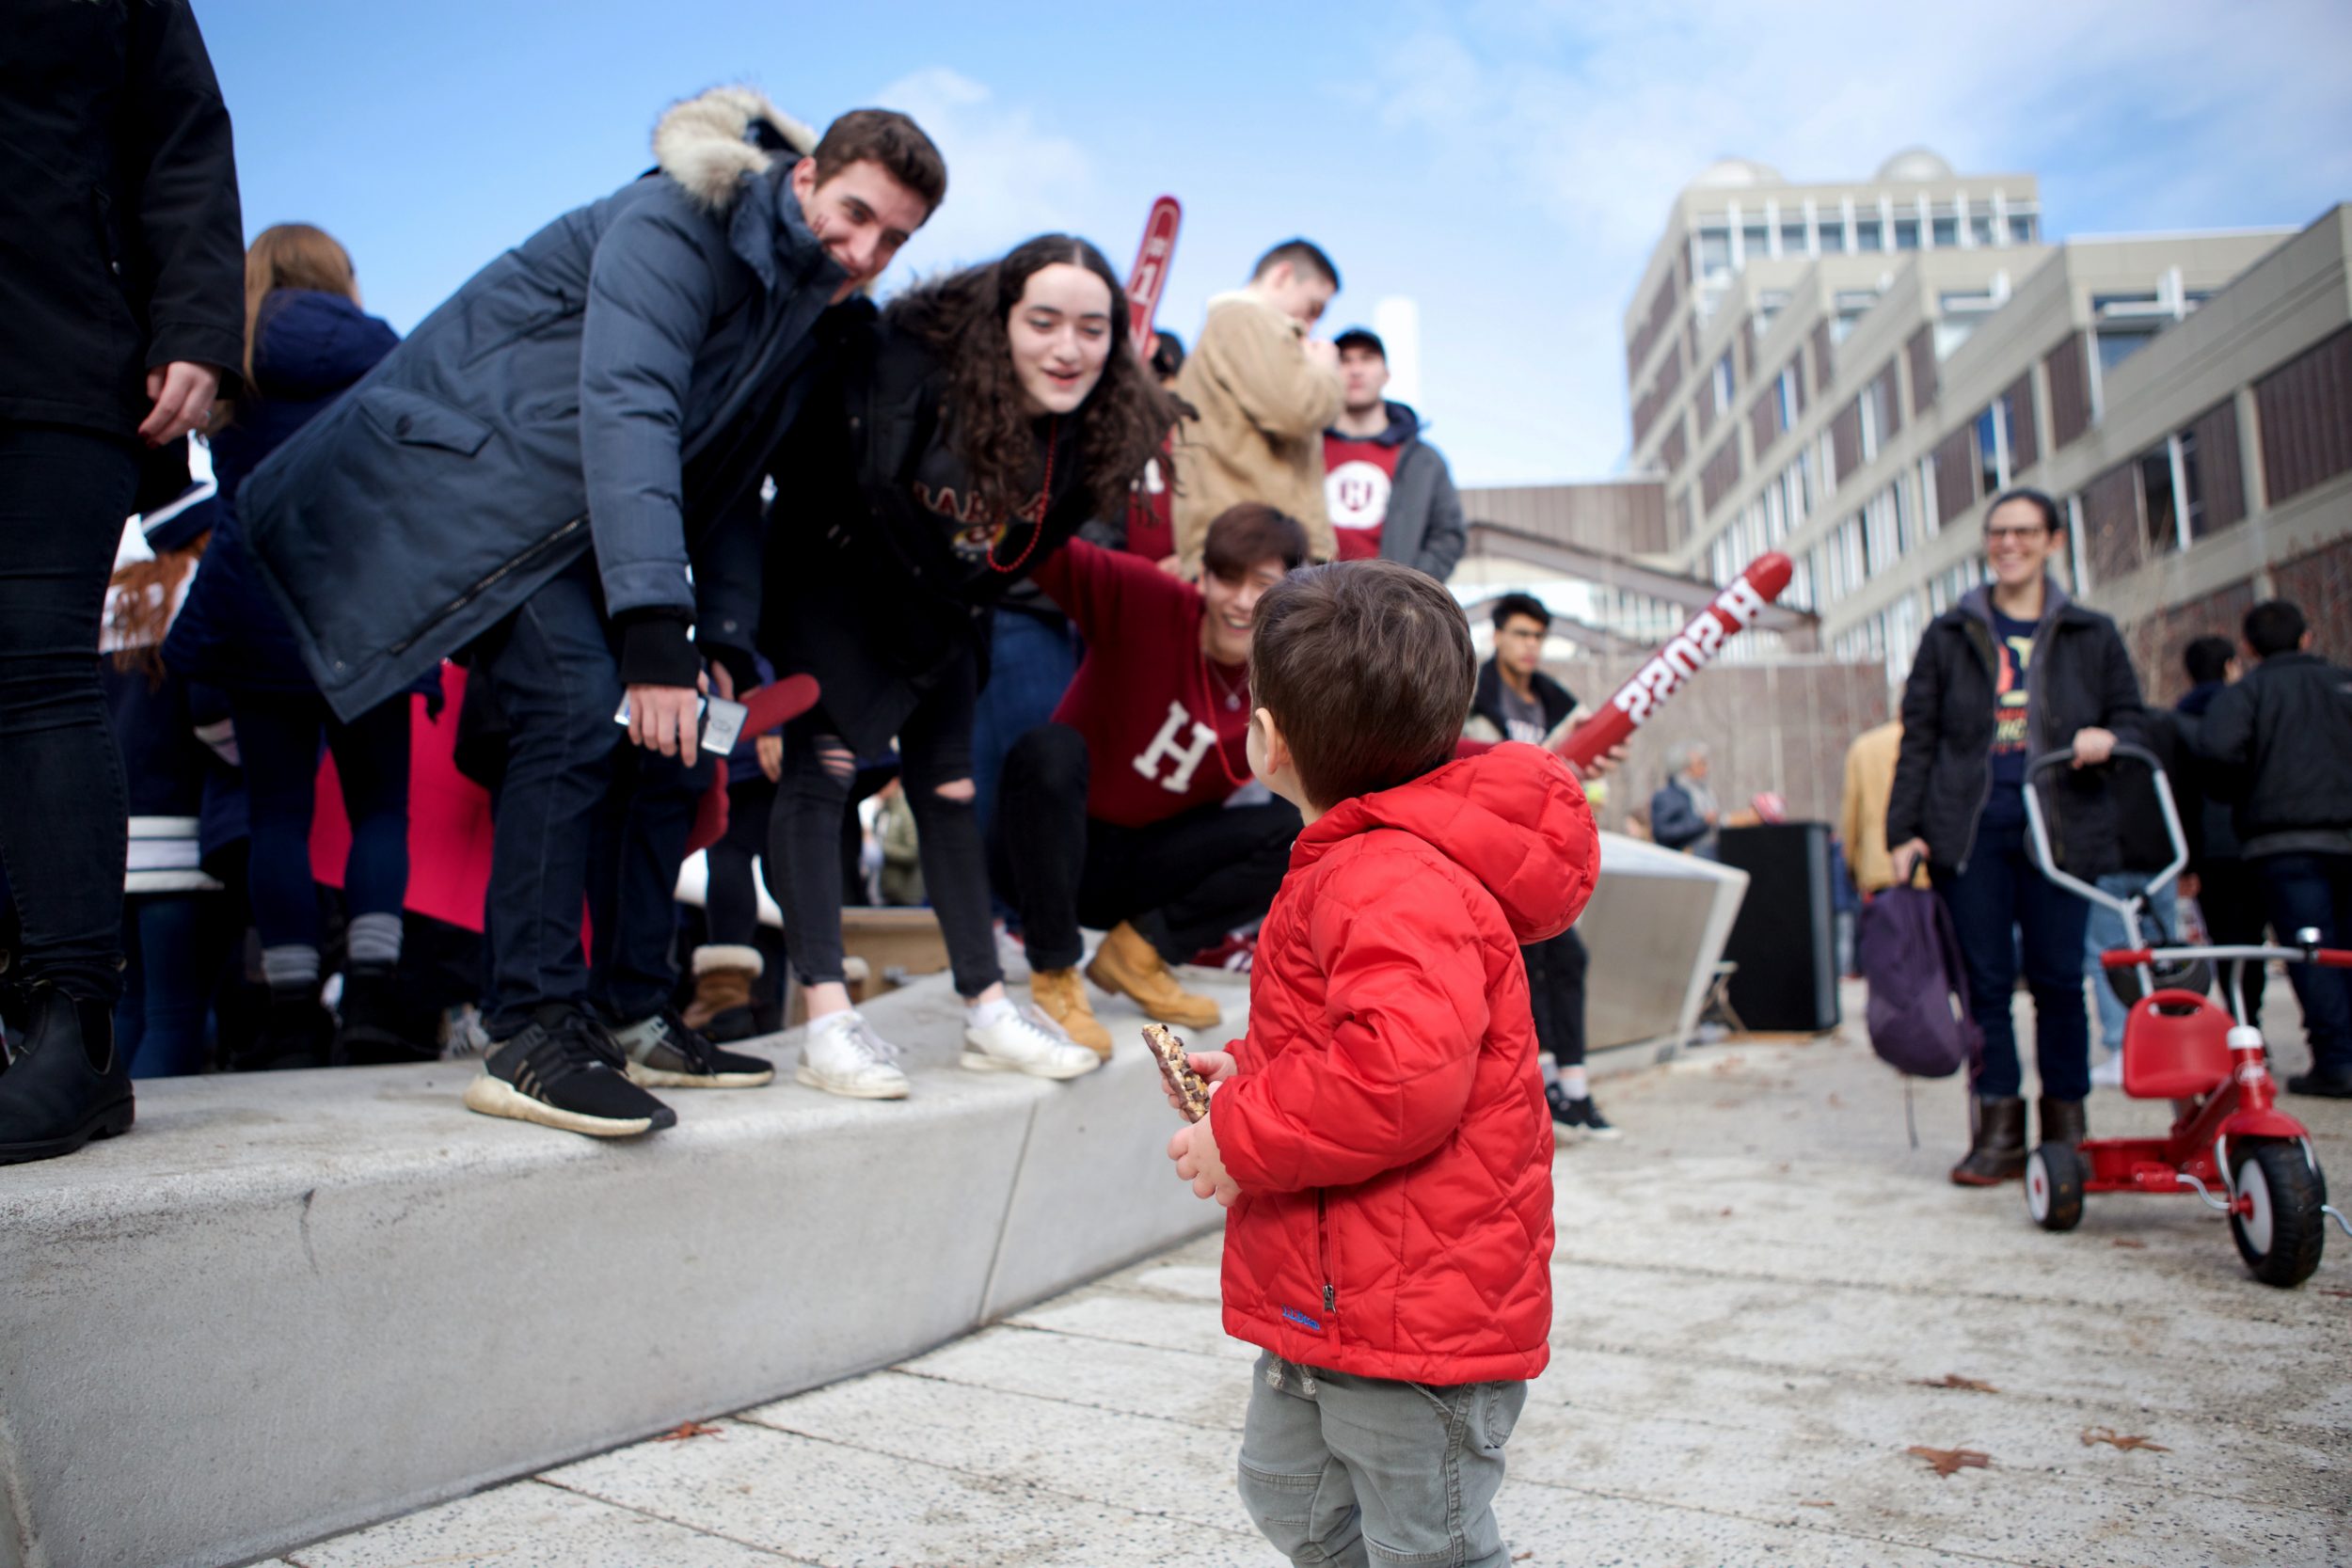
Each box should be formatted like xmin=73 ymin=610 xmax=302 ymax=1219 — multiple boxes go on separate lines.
xmin=1555 ymin=552 xmax=1793 ymax=771
xmin=1125 ymin=196 xmax=1181 ymax=345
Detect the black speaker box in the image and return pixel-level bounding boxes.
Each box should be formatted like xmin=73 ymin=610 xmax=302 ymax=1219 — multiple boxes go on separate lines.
xmin=1715 ymin=821 xmax=1840 ymax=1033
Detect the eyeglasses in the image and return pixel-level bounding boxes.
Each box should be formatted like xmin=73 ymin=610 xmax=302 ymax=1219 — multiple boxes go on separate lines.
xmin=1983 ymin=525 xmax=2051 ymax=543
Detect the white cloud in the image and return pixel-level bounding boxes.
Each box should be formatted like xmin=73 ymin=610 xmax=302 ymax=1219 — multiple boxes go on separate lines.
xmin=1363 ymin=0 xmax=2352 ymax=483
xmin=868 ymin=67 xmax=1095 ymax=285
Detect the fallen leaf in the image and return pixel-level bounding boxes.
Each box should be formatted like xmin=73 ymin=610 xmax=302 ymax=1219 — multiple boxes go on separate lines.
xmin=1907 ymin=1445 xmax=1991 ymax=1478
xmin=1514 ymin=1555 xmax=1534 ymax=1563
xmin=2110 ymin=1238 xmax=2148 ymax=1250
xmin=1912 ymin=1373 xmax=1998 ymax=1393
xmin=1827 ymin=1093 xmax=1846 ymax=1108
xmin=1799 ymin=1499 xmax=1836 ymax=1508
xmin=654 ymin=1420 xmax=725 ymax=1443
xmin=2081 ymin=1426 xmax=2169 ymax=1452
xmin=1719 ymin=1207 xmax=1735 ymax=1217
xmin=2321 ymin=1288 xmax=2352 ymax=1299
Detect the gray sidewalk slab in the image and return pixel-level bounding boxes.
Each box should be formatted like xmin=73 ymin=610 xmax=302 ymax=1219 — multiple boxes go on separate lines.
xmin=291 ymin=981 xmax=2352 ymax=1568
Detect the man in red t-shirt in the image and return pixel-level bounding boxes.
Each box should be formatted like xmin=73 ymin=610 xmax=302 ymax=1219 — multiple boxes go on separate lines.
xmin=1321 ymin=327 xmax=1467 ymax=578
xmin=991 ymin=505 xmax=1310 ymax=1053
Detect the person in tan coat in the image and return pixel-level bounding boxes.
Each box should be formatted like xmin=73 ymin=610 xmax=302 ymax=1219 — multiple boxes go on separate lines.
xmin=1838 ymin=718 xmax=1904 ymax=895
xmin=1170 ymin=240 xmax=1344 ymax=571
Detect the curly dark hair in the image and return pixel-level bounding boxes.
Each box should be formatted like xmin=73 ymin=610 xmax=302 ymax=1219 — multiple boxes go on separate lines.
xmin=884 ymin=233 xmax=1184 ymax=525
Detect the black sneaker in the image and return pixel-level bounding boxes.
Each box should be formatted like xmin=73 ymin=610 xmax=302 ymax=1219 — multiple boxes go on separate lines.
xmin=339 ymin=965 xmax=441 ymax=1065
xmin=607 ymin=1005 xmax=774 ymax=1089
xmin=1547 ymin=1083 xmax=1622 ymax=1142
xmin=235 ymin=988 xmax=333 ymax=1071
xmin=463 ymin=1006 xmax=676 ymax=1136
xmin=2285 ymin=1065 xmax=2352 ymax=1100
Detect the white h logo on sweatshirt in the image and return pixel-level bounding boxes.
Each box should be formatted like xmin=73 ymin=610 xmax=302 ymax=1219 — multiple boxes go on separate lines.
xmin=1134 ymin=701 xmax=1217 ymax=794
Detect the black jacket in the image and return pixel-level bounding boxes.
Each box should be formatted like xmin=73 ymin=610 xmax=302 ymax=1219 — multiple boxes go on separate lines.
xmin=760 ymin=319 xmax=1095 ymax=755
xmin=1887 ymin=581 xmax=2143 ymax=876
xmin=0 ymin=0 xmax=244 ymax=436
xmin=2185 ymin=651 xmax=2352 ymax=858
xmin=1464 ymin=658 xmax=1575 ymax=746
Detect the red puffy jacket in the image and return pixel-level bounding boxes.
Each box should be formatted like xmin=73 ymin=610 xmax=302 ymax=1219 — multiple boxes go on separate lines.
xmin=1211 ymin=743 xmax=1598 ymax=1385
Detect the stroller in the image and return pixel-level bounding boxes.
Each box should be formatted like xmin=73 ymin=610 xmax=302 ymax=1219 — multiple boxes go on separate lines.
xmin=2018 ymin=744 xmax=2349 ymax=1287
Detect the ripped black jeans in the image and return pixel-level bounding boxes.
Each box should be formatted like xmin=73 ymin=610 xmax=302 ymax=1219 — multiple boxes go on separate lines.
xmin=770 ymin=654 xmax=1002 ymax=998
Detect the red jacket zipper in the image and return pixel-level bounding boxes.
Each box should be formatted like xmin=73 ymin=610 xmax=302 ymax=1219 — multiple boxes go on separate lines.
xmin=1316 ymin=1190 xmax=1335 ymax=1316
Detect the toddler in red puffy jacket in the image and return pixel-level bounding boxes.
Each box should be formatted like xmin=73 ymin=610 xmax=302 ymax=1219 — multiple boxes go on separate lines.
xmin=1165 ymin=560 xmax=1598 ymax=1567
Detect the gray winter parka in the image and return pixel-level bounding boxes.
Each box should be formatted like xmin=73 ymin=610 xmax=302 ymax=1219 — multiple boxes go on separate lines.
xmin=240 ymin=87 xmax=850 ymax=718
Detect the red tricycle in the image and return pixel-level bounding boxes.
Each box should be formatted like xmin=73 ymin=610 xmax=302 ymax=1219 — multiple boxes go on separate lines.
xmin=2018 ymin=746 xmax=2351 ymax=1287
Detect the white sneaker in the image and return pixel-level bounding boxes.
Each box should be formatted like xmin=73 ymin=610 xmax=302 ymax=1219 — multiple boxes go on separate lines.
xmin=961 ymin=1003 xmax=1103 ymax=1081
xmin=795 ymin=1009 xmax=910 ymax=1100
xmin=2090 ymin=1051 xmax=2125 ymax=1089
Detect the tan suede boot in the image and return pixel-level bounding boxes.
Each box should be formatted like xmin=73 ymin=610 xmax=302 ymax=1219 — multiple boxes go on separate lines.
xmin=681 ymin=944 xmax=762 ymax=1039
xmin=1086 ymin=922 xmax=1222 ymax=1030
xmin=1031 ymin=968 xmax=1113 ymax=1058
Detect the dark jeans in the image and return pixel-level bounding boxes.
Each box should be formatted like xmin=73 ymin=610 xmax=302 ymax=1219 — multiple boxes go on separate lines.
xmin=772 ymin=653 xmax=1000 ymax=997
xmin=0 ymin=422 xmax=137 ymax=1002
xmin=118 ymin=892 xmax=232 ymax=1077
xmin=968 ymin=608 xmax=1079 ymax=835
xmin=472 ymin=552 xmax=706 ymax=1033
xmin=1524 ymin=927 xmax=1587 ymax=1069
xmin=230 ymin=688 xmax=411 ymax=953
xmin=2257 ymin=852 xmax=2351 ymax=1072
xmin=706 ymin=773 xmax=781 ymax=946
xmin=990 ymin=723 xmax=1299 ymax=973
xmin=2197 ymin=857 xmax=2269 ymax=1024
xmin=1933 ymin=817 xmax=2091 ymax=1100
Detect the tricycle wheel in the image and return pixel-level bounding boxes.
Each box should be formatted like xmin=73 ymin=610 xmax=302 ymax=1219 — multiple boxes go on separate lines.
xmin=2026 ymin=1143 xmax=2085 ymax=1232
xmin=2230 ymin=1141 xmax=2326 ymax=1288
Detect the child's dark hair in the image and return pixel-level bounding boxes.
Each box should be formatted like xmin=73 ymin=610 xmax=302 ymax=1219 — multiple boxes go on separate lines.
xmin=2182 ymin=634 xmax=2234 ymax=687
xmin=1491 ymin=592 xmax=1550 ymax=631
xmin=2244 ymin=599 xmax=2307 ymax=658
xmin=1203 ymin=503 xmax=1309 ymax=580
xmin=1251 ymin=560 xmax=1473 ymax=807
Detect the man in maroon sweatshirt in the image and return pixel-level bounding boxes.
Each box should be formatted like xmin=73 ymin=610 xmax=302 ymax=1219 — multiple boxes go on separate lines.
xmin=989 ymin=505 xmax=1310 ymax=1053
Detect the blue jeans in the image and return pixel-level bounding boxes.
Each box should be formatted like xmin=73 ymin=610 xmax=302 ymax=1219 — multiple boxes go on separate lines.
xmin=472 ymin=552 xmax=707 ymax=1034
xmin=968 ymin=609 xmax=1078 ymax=836
xmin=2257 ymin=852 xmax=2351 ymax=1073
xmin=0 ymin=423 xmax=137 ymax=1001
xmin=2085 ymin=871 xmax=2178 ymax=1053
xmin=1934 ymin=817 xmax=2091 ymax=1100
xmin=117 ymin=893 xmax=230 ymax=1078
xmin=230 ymin=688 xmax=411 ymax=952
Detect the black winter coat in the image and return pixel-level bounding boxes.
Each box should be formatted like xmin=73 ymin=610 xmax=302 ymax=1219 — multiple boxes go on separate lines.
xmin=761 ymin=320 xmax=1093 ymax=756
xmin=1887 ymin=582 xmax=2143 ymax=877
xmin=2185 ymin=651 xmax=2352 ymax=857
xmin=1464 ymin=658 xmax=1575 ymax=746
xmin=0 ymin=0 xmax=244 ymax=436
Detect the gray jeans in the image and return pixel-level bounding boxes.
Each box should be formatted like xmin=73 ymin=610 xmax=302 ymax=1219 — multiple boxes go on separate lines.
xmin=1237 ymin=1352 xmax=1527 ymax=1567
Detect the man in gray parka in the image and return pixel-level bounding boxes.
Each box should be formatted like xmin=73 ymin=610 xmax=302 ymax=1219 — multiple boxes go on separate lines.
xmin=1320 ymin=326 xmax=1468 ymax=579
xmin=242 ymin=88 xmax=942 ymax=1137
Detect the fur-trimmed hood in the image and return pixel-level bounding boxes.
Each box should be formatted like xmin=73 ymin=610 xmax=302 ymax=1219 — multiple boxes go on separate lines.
xmin=654 ymin=86 xmax=818 ymax=212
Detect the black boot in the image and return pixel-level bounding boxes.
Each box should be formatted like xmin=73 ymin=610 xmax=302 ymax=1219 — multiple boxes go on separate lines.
xmin=2038 ymin=1096 xmax=2088 ymax=1149
xmin=0 ymin=986 xmax=135 ymax=1164
xmin=236 ymin=987 xmax=332 ymax=1071
xmin=1950 ymin=1095 xmax=2026 ymax=1186
xmin=338 ymin=965 xmax=438 ymax=1065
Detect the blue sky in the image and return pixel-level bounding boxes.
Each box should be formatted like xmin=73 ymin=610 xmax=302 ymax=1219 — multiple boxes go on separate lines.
xmin=202 ymin=0 xmax=2352 ymax=485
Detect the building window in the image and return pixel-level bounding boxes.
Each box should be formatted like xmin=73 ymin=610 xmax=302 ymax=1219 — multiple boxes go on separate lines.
xmin=1831 ymin=289 xmax=1878 ymax=344
xmin=1696 ymin=224 xmax=1731 ymax=279
xmin=1854 ymin=215 xmax=1883 ymax=252
xmin=2010 ymin=212 xmax=2039 ymax=244
xmin=1919 ymin=456 xmax=1940 ymax=537
xmin=1776 ymin=366 xmax=1800 ymax=431
xmin=1742 ymin=218 xmax=1770 ymax=260
xmin=1894 ymin=215 xmax=1921 ymax=250
xmin=1859 ymin=379 xmax=1881 ymax=463
xmin=1757 ymin=289 xmax=1790 ymax=334
xmin=1713 ymin=350 xmax=1735 ymax=412
xmin=1976 ymin=405 xmax=2007 ymax=497
xmin=2179 ymin=428 xmax=2207 ymax=539
xmin=1931 ymin=208 xmax=1959 ymax=247
xmin=2140 ymin=446 xmax=2179 ymax=556
xmin=1820 ymin=219 xmax=1849 ymax=255
xmin=1967 ymin=214 xmax=1994 ymax=246
xmin=2096 ymin=324 xmax=2161 ymax=374
xmin=1780 ymin=220 xmax=1807 ymax=255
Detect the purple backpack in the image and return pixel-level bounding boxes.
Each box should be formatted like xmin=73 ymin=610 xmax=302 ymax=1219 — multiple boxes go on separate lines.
xmin=1859 ymin=886 xmax=1982 ymax=1081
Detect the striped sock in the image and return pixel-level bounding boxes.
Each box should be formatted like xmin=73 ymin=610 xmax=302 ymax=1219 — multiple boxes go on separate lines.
xmin=346 ymin=911 xmax=404 ymax=969
xmin=262 ymin=944 xmax=320 ymax=990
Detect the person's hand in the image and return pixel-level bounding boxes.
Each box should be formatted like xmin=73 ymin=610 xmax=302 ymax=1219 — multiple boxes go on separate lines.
xmin=138 ymin=362 xmax=221 ymax=447
xmin=1569 ymin=743 xmax=1630 ymax=784
xmin=756 ymin=733 xmax=783 ymax=783
xmin=627 ymin=670 xmax=708 ymax=766
xmin=1891 ymin=837 xmax=1930 ymax=885
xmin=1702 ymin=808 xmax=1720 ymax=826
xmin=1169 ymin=1113 xmax=1240 ymax=1207
xmin=1303 ymin=337 xmax=1339 ymax=372
xmin=1156 ymin=553 xmax=1184 ymax=577
xmin=708 ymin=661 xmax=736 ymax=703
xmin=2072 ymin=726 xmax=2117 ymax=768
xmin=2179 ymin=871 xmax=2201 ymax=901
xmin=1163 ymin=1049 xmax=1237 ymax=1116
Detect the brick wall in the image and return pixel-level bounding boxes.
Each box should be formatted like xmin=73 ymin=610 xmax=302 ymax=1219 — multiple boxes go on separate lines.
xmin=2122 ymin=578 xmax=2258 ymax=707
xmin=2271 ymin=535 xmax=2352 ymax=659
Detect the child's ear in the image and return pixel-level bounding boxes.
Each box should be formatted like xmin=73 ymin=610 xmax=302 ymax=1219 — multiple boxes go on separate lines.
xmin=1251 ymin=705 xmax=1286 ymax=773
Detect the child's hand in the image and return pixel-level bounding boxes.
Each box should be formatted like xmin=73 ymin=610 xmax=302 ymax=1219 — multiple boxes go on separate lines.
xmin=1162 ymin=1049 xmax=1238 ymax=1116
xmin=1168 ymin=1114 xmax=1240 ymax=1208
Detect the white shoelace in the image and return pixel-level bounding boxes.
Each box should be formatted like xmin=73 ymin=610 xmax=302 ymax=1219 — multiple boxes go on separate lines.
xmin=1005 ymin=1006 xmax=1078 ymax=1052
xmin=818 ymin=1012 xmax=902 ymax=1066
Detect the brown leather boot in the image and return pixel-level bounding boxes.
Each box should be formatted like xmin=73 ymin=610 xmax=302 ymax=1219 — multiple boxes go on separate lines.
xmin=1086 ymin=921 xmax=1222 ymax=1030
xmin=2037 ymin=1096 xmax=2088 ymax=1150
xmin=1031 ymin=967 xmax=1112 ymax=1058
xmin=681 ymin=945 xmax=762 ymax=1040
xmin=1950 ymin=1095 xmax=2026 ymax=1185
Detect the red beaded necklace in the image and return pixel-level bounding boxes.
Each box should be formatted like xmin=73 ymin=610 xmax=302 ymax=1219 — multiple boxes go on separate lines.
xmin=986 ymin=416 xmax=1061 ymax=576
xmin=1193 ymin=618 xmax=1256 ymax=791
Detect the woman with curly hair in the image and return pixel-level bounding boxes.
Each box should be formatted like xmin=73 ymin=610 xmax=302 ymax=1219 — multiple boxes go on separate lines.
xmin=762 ymin=232 xmax=1182 ymax=1098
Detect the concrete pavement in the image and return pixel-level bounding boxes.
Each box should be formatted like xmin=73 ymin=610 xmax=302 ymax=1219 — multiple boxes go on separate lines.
xmin=277 ymin=982 xmax=2350 ymax=1567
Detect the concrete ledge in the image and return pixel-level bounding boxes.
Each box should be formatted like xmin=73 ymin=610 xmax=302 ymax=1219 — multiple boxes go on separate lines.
xmin=0 ymin=968 xmax=1237 ymax=1568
